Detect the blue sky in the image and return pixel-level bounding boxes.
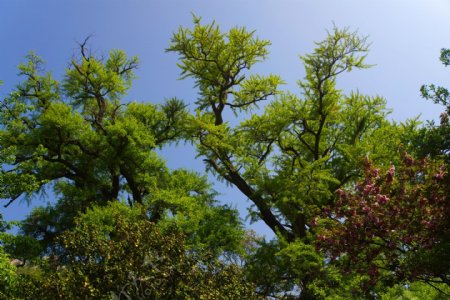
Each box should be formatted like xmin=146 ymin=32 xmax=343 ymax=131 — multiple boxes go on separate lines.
xmin=1 ymin=1 xmax=450 ymax=237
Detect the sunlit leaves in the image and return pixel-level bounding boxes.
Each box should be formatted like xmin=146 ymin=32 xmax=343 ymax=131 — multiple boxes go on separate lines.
xmin=64 ymin=49 xmax=138 ymax=105
xmin=167 ymin=17 xmax=275 ymax=116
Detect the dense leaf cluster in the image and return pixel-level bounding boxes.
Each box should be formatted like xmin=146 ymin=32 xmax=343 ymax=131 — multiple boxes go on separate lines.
xmin=317 ymin=154 xmax=449 ymax=288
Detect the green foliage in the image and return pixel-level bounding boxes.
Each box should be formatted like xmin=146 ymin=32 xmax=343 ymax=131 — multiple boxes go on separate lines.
xmin=245 ymin=239 xmax=298 ymax=297
xmin=244 ymin=238 xmax=374 ymax=299
xmin=0 ymin=36 xmax=254 ymax=299
xmin=2 ymin=17 xmax=449 ymax=299
xmin=28 ymin=202 xmax=258 ymax=299
xmin=0 ymin=214 xmax=9 ymax=232
xmin=0 ymin=232 xmax=42 ymax=263
xmin=169 ymin=18 xmax=414 ymax=298
xmin=314 ymin=48 xmax=450 ymax=297
xmin=0 ymin=43 xmax=187 ymax=212
xmin=381 ymin=281 xmax=450 ymax=300
xmin=0 ymin=247 xmax=18 ymax=299
xmin=1 ymin=41 xmax=245 ymax=260
xmin=419 ymin=48 xmax=450 ymax=162
xmin=168 ymin=16 xmax=282 ymax=124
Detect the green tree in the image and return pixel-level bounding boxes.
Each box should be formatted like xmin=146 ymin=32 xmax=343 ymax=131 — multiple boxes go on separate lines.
xmin=315 ymin=49 xmax=450 ymax=298
xmin=0 ymin=247 xmax=18 ymax=300
xmin=0 ymin=39 xmax=245 ymax=258
xmin=27 ymin=202 xmax=258 ymax=300
xmin=380 ymin=281 xmax=450 ymax=300
xmin=419 ymin=48 xmax=450 ymax=161
xmin=0 ymin=43 xmax=184 ymax=210
xmin=0 ymin=38 xmax=250 ymax=300
xmin=167 ymin=18 xmax=411 ymax=298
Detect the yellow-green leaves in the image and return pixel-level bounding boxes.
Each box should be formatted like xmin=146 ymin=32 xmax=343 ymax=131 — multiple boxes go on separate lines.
xmin=172 ymin=20 xmax=412 ymax=297
xmin=0 ymin=247 xmax=18 ymax=299
xmin=0 ymin=45 xmax=187 ymax=215
xmin=167 ymin=16 xmax=275 ymax=119
xmin=299 ymin=27 xmax=371 ymax=123
xmin=231 ymin=74 xmax=284 ymax=113
xmin=300 ymin=26 xmax=370 ymax=83
xmin=64 ymin=49 xmax=138 ymax=105
xmin=16 ymin=52 xmax=60 ymax=110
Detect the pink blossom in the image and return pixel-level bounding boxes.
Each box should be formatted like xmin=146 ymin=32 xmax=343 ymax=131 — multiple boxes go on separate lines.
xmin=386 ymin=165 xmax=395 ymax=183
xmin=421 ymin=220 xmax=431 ymax=228
xmin=356 ymin=183 xmax=364 ymax=192
xmin=434 ymin=171 xmax=445 ymax=180
xmin=335 ymin=188 xmax=346 ymax=198
xmin=372 ymin=186 xmax=380 ymax=194
xmin=371 ymin=168 xmax=380 ymax=178
xmin=363 ymin=184 xmax=373 ymax=195
xmin=318 ymin=235 xmax=326 ymax=241
xmin=376 ymin=194 xmax=389 ymax=204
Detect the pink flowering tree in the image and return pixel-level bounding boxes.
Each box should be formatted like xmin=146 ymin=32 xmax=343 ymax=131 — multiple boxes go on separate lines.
xmin=316 ymin=153 xmax=450 ymax=290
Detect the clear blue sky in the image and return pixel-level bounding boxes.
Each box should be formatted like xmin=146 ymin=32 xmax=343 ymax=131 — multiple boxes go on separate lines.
xmin=1 ymin=1 xmax=450 ymax=238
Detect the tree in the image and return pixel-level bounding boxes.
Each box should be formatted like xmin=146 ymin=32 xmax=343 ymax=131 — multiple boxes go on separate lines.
xmin=419 ymin=48 xmax=450 ymax=161
xmin=167 ymin=17 xmax=410 ymax=298
xmin=314 ymin=49 xmax=450 ymax=296
xmin=28 ymin=202 xmax=258 ymax=299
xmin=0 ymin=38 xmax=251 ymax=299
xmin=0 ymin=40 xmax=245 ymax=256
xmin=317 ymin=154 xmax=450 ymax=292
xmin=0 ymin=247 xmax=18 ymax=300
xmin=3 ymin=17 xmax=443 ymax=299
xmin=380 ymin=281 xmax=450 ymax=300
xmin=0 ymin=43 xmax=184 ymax=209
xmin=0 ymin=213 xmax=19 ymax=300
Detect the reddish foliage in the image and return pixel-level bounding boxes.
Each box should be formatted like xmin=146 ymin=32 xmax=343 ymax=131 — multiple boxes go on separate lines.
xmin=316 ymin=153 xmax=450 ymax=285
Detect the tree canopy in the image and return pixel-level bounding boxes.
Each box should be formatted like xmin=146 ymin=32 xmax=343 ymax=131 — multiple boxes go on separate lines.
xmin=167 ymin=18 xmax=438 ymax=298
xmin=0 ymin=18 xmax=449 ymax=299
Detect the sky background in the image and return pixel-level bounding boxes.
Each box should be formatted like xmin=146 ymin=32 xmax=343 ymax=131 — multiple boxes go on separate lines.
xmin=1 ymin=0 xmax=450 ymax=238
